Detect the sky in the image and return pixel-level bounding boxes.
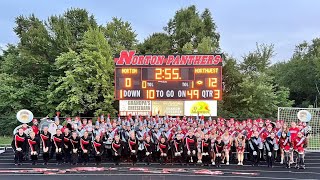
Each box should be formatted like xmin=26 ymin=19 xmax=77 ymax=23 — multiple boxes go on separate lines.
xmin=0 ymin=0 xmax=320 ymax=62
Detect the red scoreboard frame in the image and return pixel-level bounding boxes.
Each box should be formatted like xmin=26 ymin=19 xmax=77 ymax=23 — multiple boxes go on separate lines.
xmin=114 ymin=50 xmax=223 ymax=100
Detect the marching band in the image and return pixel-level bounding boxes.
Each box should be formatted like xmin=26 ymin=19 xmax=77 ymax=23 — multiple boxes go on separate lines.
xmin=12 ymin=114 xmax=310 ymax=169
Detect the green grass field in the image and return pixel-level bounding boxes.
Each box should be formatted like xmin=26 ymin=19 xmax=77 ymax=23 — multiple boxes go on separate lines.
xmin=0 ymin=136 xmax=12 ymax=145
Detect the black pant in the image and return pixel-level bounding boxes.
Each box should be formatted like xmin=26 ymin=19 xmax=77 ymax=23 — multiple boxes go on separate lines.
xmin=144 ymin=154 xmax=152 ymax=164
xmin=43 ymin=152 xmax=50 ymax=163
xmin=131 ymin=154 xmax=137 ymax=164
xmin=202 ymin=154 xmax=211 ymax=165
xmin=252 ymin=150 xmax=260 ymax=166
xmin=31 ymin=155 xmax=38 ymax=164
xmin=266 ymin=150 xmax=274 ymax=167
xmin=82 ymin=153 xmax=89 ymax=164
xmin=137 ymin=150 xmax=145 ymax=162
xmin=64 ymin=149 xmax=71 ymax=163
xmin=56 ymin=153 xmax=63 ymax=164
xmin=95 ymin=155 xmax=102 ymax=164
xmin=71 ymin=153 xmax=78 ymax=164
xmin=14 ymin=151 xmax=23 ymax=164
xmin=113 ymin=155 xmax=121 ymax=165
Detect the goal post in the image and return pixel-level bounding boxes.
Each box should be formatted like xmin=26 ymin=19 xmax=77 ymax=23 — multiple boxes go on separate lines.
xmin=278 ymin=107 xmax=320 ymax=151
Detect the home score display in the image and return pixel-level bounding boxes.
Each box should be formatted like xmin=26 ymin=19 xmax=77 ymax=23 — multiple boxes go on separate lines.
xmin=114 ymin=50 xmax=223 ymax=100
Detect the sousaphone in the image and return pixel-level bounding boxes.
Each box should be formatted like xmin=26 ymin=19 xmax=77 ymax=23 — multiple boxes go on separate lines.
xmin=297 ymin=110 xmax=312 ymax=122
xmin=16 ymin=109 xmax=34 ymax=124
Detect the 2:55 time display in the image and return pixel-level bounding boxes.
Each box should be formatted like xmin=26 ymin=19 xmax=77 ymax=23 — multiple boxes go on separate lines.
xmin=155 ymin=68 xmax=181 ymax=80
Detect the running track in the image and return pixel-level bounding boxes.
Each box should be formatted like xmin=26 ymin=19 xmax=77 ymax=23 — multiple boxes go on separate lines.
xmin=0 ymin=148 xmax=319 ymax=180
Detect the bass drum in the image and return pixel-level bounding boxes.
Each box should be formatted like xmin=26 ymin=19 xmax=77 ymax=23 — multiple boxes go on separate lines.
xmin=13 ymin=125 xmax=33 ymax=136
xmin=39 ymin=119 xmax=54 ymax=131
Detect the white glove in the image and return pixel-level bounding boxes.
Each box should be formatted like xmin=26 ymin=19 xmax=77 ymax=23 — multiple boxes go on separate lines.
xmin=64 ymin=145 xmax=68 ymax=149
xmin=268 ymin=152 xmax=272 ymax=157
xmin=216 ymin=153 xmax=221 ymax=157
xmin=56 ymin=148 xmax=59 ymax=153
xmin=253 ymin=151 xmax=257 ymax=156
xmin=192 ymin=150 xmax=196 ymax=155
xmin=58 ymin=148 xmax=62 ymax=153
xmin=43 ymin=147 xmax=48 ymax=153
xmin=146 ymin=152 xmax=150 ymax=156
xmin=175 ymin=152 xmax=181 ymax=156
xmin=97 ymin=152 xmax=100 ymax=155
xmin=115 ymin=152 xmax=118 ymax=156
xmin=16 ymin=148 xmax=22 ymax=151
xmin=34 ymin=151 xmax=38 ymax=155
xmin=83 ymin=149 xmax=88 ymax=153
xmin=73 ymin=149 xmax=77 ymax=153
xmin=131 ymin=150 xmax=136 ymax=154
xmin=163 ymin=153 xmax=167 ymax=157
xmin=187 ymin=150 xmax=191 ymax=155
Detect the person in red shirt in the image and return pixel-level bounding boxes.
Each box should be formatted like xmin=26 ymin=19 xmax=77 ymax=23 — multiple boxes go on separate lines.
xmin=31 ymin=119 xmax=39 ymax=136
xmin=289 ymin=122 xmax=300 ymax=163
xmin=293 ymin=131 xmax=307 ymax=169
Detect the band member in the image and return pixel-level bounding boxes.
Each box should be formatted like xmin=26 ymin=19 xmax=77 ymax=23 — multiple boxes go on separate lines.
xmin=13 ymin=128 xmax=27 ymax=165
xmin=249 ymin=131 xmax=262 ymax=166
xmin=28 ymin=131 xmax=40 ymax=165
xmin=111 ymin=135 xmax=122 ymax=165
xmin=200 ymin=134 xmax=211 ymax=166
xmin=128 ymin=131 xmax=138 ymax=165
xmin=136 ymin=125 xmax=145 ymax=162
xmin=144 ymin=135 xmax=154 ymax=165
xmin=63 ymin=128 xmax=71 ymax=163
xmin=53 ymin=129 xmax=64 ymax=165
xmin=80 ymin=131 xmax=91 ymax=165
xmin=172 ymin=133 xmax=184 ymax=164
xmin=159 ymin=137 xmax=168 ymax=165
xmin=31 ymin=119 xmax=39 ymax=136
xmin=293 ymin=131 xmax=307 ymax=169
xmin=264 ymin=132 xmax=278 ymax=168
xmin=185 ymin=129 xmax=197 ymax=165
xmin=289 ymin=122 xmax=299 ymax=163
xmin=93 ymin=134 xmax=104 ymax=165
xmin=279 ymin=131 xmax=292 ymax=168
xmin=214 ymin=136 xmax=224 ymax=167
xmin=40 ymin=126 xmax=51 ymax=165
xmin=221 ymin=130 xmax=232 ymax=165
xmin=69 ymin=131 xmax=80 ymax=165
xmin=235 ymin=133 xmax=246 ymax=165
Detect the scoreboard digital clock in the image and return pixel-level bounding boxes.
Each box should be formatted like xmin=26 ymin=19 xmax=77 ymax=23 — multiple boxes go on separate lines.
xmin=114 ymin=50 xmax=223 ymax=100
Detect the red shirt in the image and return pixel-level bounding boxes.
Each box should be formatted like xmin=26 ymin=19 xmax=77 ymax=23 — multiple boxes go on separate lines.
xmin=289 ymin=127 xmax=299 ymax=141
xmin=32 ymin=125 xmax=39 ymax=135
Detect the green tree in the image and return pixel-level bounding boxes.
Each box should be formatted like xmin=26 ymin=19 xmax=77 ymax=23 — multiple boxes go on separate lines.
xmin=197 ymin=36 xmax=213 ymax=53
xmin=182 ymin=42 xmax=194 ymax=54
xmin=241 ymin=44 xmax=274 ymax=74
xmin=104 ymin=17 xmax=138 ymax=54
xmin=164 ymin=5 xmax=219 ymax=53
xmin=48 ymin=28 xmax=115 ymax=116
xmin=138 ymin=33 xmax=171 ymax=54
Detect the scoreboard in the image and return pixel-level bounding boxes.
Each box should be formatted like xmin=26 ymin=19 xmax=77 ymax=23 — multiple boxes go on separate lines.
xmin=114 ymin=50 xmax=223 ymax=100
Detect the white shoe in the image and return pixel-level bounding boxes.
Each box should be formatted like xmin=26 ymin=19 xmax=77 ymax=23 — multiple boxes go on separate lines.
xmin=226 ymin=162 xmax=229 ymax=165
xmin=280 ymin=160 xmax=283 ymax=164
xmin=237 ymin=162 xmax=241 ymax=165
xmin=212 ymin=162 xmax=215 ymax=165
xmin=240 ymin=162 xmax=243 ymax=166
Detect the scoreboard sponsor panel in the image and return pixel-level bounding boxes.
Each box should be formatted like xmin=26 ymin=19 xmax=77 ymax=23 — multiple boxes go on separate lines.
xmin=119 ymin=100 xmax=217 ymax=117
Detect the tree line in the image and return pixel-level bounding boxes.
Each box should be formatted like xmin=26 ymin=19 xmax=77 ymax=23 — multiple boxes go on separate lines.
xmin=0 ymin=6 xmax=318 ymax=135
